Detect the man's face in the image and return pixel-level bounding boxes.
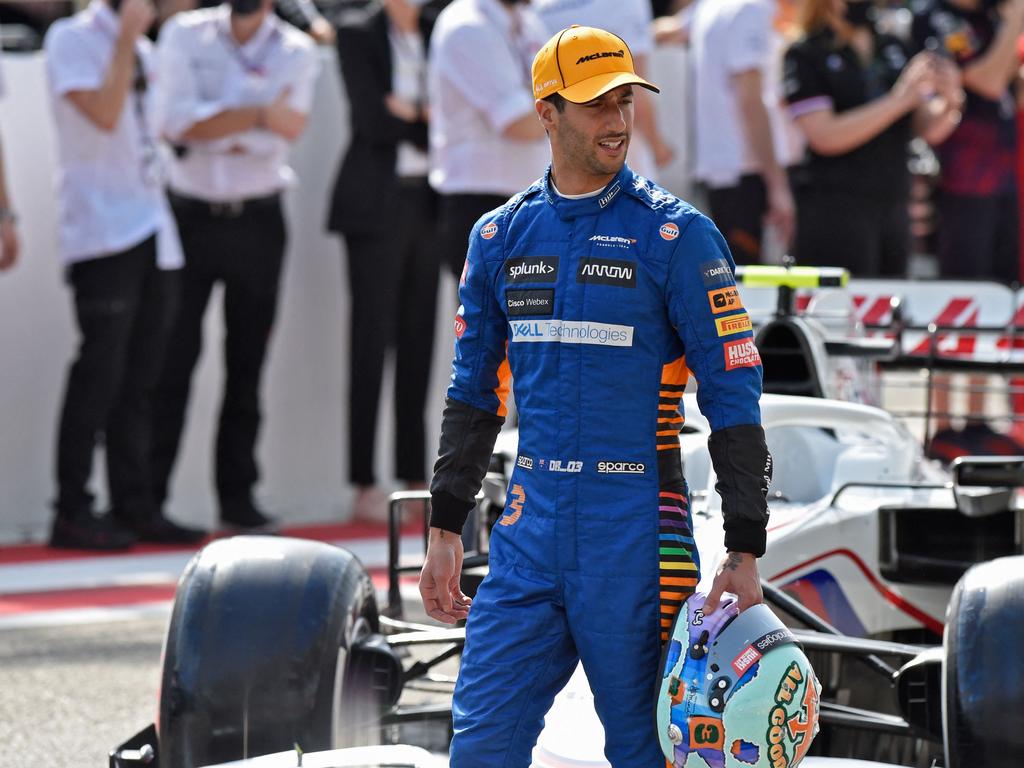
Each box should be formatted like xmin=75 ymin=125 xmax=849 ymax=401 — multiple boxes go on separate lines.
xmin=549 ymin=86 xmax=635 ymax=179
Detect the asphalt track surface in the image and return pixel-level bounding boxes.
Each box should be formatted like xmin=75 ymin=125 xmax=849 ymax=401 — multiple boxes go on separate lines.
xmin=0 ymin=522 xmax=429 ymax=768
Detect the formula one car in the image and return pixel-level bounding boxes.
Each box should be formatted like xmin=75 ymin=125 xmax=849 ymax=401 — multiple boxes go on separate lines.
xmin=110 ymin=268 xmax=1024 ymax=768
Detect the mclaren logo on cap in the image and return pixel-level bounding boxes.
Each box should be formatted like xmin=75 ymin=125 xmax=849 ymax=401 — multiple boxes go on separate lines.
xmin=576 ymin=49 xmax=625 ymax=65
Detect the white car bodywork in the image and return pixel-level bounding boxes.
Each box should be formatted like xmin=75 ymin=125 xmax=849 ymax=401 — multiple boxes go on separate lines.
xmin=495 ymin=393 xmax=952 ymax=638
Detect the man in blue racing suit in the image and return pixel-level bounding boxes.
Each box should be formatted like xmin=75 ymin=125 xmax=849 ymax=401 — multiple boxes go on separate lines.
xmin=419 ymin=25 xmax=772 ymax=768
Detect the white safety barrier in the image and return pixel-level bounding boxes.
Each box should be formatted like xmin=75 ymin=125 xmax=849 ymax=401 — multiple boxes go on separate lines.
xmin=0 ymin=44 xmax=694 ymax=542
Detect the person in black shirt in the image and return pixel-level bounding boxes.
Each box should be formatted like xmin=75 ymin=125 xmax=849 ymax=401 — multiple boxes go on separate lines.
xmin=911 ymin=0 xmax=1024 ymax=284
xmin=910 ymin=0 xmax=1024 ymax=460
xmin=783 ymin=0 xmax=963 ymax=277
xmin=327 ymin=0 xmax=440 ymax=521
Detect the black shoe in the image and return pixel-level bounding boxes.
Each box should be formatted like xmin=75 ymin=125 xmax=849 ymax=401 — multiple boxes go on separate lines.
xmin=130 ymin=516 xmax=208 ymax=545
xmin=50 ymin=512 xmax=136 ymax=551
xmin=220 ymin=504 xmax=277 ymax=532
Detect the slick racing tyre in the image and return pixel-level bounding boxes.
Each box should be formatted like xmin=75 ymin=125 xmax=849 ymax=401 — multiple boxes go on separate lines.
xmin=944 ymin=555 xmax=1024 ymax=768
xmin=159 ymin=536 xmax=393 ymax=768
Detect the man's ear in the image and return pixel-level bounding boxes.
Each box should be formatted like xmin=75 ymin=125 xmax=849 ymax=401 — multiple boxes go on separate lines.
xmin=536 ymin=99 xmax=557 ymax=133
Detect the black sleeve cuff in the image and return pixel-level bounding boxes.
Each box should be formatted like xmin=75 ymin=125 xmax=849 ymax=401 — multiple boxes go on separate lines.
xmin=429 ymin=490 xmax=474 ymax=535
xmin=724 ymin=519 xmax=768 ymax=558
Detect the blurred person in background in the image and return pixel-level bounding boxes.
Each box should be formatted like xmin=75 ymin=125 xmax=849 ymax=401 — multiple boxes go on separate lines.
xmin=690 ymin=0 xmax=796 ymax=264
xmin=327 ymin=0 xmax=441 ymax=521
xmin=911 ymin=0 xmax=1024 ymax=457
xmin=0 ymin=42 xmax=19 ymax=272
xmin=783 ymin=0 xmax=962 ymax=277
xmin=428 ymin=0 xmax=550 ymax=281
xmin=159 ymin=0 xmax=336 ymax=43
xmin=44 ymin=0 xmax=201 ymax=549
xmin=533 ymin=0 xmax=676 ymax=175
xmin=151 ymin=0 xmax=319 ymax=531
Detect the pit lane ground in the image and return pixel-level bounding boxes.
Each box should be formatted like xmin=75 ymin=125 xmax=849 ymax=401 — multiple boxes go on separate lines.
xmin=0 ymin=522 xmax=433 ymax=768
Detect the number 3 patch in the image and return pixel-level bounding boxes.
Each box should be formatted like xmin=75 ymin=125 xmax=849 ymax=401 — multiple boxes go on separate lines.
xmin=688 ymin=716 xmax=725 ymax=750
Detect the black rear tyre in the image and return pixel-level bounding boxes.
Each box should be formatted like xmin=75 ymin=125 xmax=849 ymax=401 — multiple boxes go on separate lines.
xmin=944 ymin=555 xmax=1024 ymax=768
xmin=159 ymin=536 xmax=381 ymax=767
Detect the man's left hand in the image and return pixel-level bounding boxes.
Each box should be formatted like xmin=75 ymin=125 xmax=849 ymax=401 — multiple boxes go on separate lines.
xmin=704 ymin=551 xmax=762 ymax=614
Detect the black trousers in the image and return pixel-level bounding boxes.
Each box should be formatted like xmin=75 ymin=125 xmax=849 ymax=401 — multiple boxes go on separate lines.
xmin=345 ymin=181 xmax=439 ymax=485
xmin=936 ymin=188 xmax=1020 ymax=283
xmin=438 ymin=192 xmax=509 ymax=280
xmin=792 ymin=186 xmax=909 ymax=278
xmin=706 ymin=174 xmax=767 ymax=264
xmin=152 ymin=194 xmax=286 ymax=516
xmin=55 ymin=234 xmax=178 ymax=523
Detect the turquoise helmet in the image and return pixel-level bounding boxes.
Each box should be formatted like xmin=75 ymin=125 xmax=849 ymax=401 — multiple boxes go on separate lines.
xmin=656 ymin=591 xmax=820 ymax=768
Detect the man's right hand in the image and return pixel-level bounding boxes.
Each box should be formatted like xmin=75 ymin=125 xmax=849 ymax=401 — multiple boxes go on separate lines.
xmin=419 ymin=527 xmax=472 ymax=624
xmin=119 ymin=0 xmax=156 ymax=40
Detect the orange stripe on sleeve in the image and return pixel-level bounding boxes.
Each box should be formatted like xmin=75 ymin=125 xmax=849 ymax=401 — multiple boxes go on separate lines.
xmin=494 ymin=347 xmax=512 ymax=418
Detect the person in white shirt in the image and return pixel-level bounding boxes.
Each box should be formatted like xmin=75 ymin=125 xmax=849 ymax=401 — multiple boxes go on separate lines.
xmin=0 ymin=41 xmax=20 ymax=272
xmin=428 ymin=0 xmax=550 ymax=279
xmin=689 ymin=0 xmax=794 ymax=264
xmin=152 ymin=0 xmax=319 ymax=531
xmin=44 ymin=0 xmax=202 ymax=550
xmin=532 ymin=0 xmax=675 ymax=175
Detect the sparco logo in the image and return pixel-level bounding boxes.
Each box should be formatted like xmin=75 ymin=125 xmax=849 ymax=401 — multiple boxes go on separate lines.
xmin=505 ymin=257 xmax=559 ymax=284
xmin=577 ymin=258 xmax=636 ymax=288
xmin=597 ymin=461 xmax=645 ymax=474
xmin=517 ymin=455 xmax=534 ymax=470
xmin=576 ymin=49 xmax=625 ymax=65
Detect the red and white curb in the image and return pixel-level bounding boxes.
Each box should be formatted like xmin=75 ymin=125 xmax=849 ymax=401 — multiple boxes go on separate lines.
xmin=0 ymin=522 xmax=425 ymax=629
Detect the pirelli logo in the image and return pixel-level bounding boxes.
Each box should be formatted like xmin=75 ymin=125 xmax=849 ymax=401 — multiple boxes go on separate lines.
xmin=708 ymin=286 xmax=742 ymax=315
xmin=715 ymin=313 xmax=753 ymax=337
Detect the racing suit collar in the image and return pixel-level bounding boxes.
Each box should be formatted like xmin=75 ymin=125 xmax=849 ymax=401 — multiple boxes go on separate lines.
xmin=541 ymin=164 xmax=634 ymax=220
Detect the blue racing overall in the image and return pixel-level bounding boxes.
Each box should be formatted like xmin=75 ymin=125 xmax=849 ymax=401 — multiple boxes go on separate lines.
xmin=429 ymin=165 xmax=771 ymax=767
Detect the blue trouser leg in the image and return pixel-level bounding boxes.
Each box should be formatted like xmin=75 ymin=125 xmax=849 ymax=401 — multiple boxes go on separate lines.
xmin=450 ymin=561 xmax=579 ymax=768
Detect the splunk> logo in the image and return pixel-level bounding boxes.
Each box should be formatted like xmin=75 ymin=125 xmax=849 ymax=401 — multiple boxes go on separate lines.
xmin=576 ymin=49 xmax=625 ymax=65
xmin=505 ymin=257 xmax=559 ymax=284
xmin=499 ymin=484 xmax=525 ymax=526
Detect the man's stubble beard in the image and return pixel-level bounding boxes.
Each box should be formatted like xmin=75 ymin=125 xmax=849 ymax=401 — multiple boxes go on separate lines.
xmin=556 ymin=116 xmax=629 ymax=179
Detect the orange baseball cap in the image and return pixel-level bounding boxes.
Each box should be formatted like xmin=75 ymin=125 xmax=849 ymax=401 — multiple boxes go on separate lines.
xmin=532 ymin=25 xmax=660 ymax=104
